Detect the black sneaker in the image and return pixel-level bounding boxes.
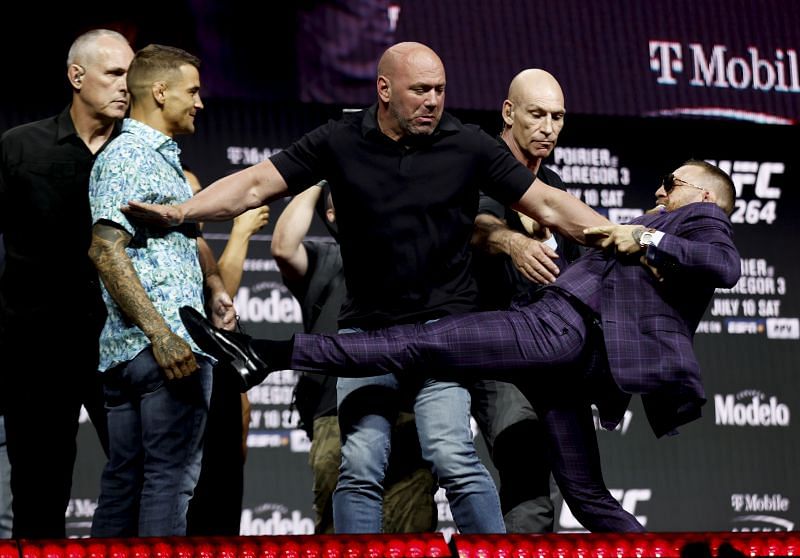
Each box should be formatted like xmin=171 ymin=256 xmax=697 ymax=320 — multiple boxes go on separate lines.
xmin=180 ymin=306 xmax=271 ymax=391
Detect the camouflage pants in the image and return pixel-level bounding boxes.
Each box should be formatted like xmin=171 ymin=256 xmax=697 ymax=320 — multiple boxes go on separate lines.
xmin=309 ymin=413 xmax=437 ymax=534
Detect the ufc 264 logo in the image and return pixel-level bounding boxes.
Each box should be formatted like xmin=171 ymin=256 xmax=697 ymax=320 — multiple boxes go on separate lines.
xmin=707 ymin=160 xmax=783 ymax=225
xmin=559 ymin=489 xmax=651 ymax=530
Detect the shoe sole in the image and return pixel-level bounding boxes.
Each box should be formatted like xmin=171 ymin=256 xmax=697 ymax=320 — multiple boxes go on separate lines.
xmin=180 ymin=306 xmax=259 ymax=391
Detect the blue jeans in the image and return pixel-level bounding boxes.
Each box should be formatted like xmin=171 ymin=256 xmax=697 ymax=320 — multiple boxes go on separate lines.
xmin=333 ymin=328 xmax=505 ymax=534
xmin=91 ymin=348 xmax=212 ymax=537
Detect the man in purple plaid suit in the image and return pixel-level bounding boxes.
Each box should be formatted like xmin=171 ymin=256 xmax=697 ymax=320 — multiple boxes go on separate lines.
xmin=181 ymin=159 xmax=740 ymax=532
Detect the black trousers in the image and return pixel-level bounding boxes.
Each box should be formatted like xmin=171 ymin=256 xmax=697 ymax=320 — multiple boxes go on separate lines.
xmin=1 ymin=325 xmax=107 ymax=539
xmin=186 ymin=364 xmax=245 ymax=536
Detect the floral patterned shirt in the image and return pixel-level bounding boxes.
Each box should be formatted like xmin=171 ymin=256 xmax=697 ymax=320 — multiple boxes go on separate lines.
xmin=89 ymin=118 xmax=209 ymax=371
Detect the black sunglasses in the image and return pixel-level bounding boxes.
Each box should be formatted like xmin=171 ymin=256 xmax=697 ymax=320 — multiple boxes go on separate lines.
xmin=662 ymin=173 xmax=706 ymax=193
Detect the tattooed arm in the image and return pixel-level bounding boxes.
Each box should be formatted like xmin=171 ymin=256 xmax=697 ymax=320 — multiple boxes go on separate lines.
xmin=88 ymin=222 xmax=198 ymax=379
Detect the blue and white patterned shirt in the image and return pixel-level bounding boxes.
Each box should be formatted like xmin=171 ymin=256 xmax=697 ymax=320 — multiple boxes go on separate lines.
xmin=89 ymin=118 xmax=209 ymax=372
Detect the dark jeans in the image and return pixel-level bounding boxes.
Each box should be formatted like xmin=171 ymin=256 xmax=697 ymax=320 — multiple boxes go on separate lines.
xmin=91 ymin=348 xmax=211 ymax=537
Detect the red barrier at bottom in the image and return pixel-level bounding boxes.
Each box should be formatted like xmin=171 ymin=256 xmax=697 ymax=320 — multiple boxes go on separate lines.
xmin=450 ymin=532 xmax=800 ymax=558
xmin=1 ymin=532 xmax=797 ymax=558
xmin=4 ymin=535 xmax=450 ymax=558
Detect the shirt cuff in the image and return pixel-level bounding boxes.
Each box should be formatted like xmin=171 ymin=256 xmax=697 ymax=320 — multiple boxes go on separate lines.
xmin=651 ymin=230 xmax=666 ymax=247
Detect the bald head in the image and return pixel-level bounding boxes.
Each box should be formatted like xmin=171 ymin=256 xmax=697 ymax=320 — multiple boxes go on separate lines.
xmin=507 ymin=69 xmax=564 ymax=107
xmin=67 ymin=29 xmax=130 ymax=69
xmin=377 ymin=42 xmax=444 ymax=79
xmin=501 ymin=68 xmax=565 ymax=168
xmin=376 ymin=42 xmax=446 ymax=140
xmin=66 ymin=29 xmax=134 ymax=123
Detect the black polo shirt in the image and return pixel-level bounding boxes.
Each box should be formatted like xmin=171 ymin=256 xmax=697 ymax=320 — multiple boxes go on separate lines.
xmin=271 ymin=105 xmax=534 ymax=328
xmin=475 ymin=151 xmax=583 ymax=310
xmin=0 ymin=106 xmax=117 ymax=330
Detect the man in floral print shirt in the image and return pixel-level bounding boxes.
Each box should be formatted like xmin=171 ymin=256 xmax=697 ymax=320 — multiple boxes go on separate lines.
xmin=87 ymin=44 xmax=236 ymax=537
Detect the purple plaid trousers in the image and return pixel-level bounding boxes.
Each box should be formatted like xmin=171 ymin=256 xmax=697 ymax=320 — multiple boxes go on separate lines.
xmin=291 ymin=290 xmax=644 ymax=532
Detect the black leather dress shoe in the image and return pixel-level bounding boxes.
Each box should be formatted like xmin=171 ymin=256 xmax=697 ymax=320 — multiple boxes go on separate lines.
xmin=180 ymin=306 xmax=271 ymax=392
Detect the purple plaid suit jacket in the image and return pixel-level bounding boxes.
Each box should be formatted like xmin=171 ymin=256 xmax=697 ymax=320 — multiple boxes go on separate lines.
xmin=558 ymin=202 xmax=741 ymax=437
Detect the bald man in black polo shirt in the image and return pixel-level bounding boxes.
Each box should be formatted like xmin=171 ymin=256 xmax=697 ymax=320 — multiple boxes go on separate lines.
xmin=125 ymin=41 xmax=611 ymax=533
xmin=0 ymin=29 xmax=134 ymax=539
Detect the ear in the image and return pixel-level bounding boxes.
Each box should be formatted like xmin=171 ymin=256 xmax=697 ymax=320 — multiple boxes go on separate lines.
xmin=502 ymin=100 xmax=514 ymax=126
xmin=68 ymin=64 xmax=84 ymax=89
xmin=377 ymin=75 xmax=391 ymax=103
xmin=152 ymin=81 xmax=167 ymax=106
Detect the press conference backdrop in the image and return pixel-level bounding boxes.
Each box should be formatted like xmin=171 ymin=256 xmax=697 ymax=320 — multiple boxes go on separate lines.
xmin=59 ymin=103 xmax=798 ymax=537
xmin=0 ymin=0 xmax=796 ymax=538
xmin=2 ymin=0 xmax=799 ymax=121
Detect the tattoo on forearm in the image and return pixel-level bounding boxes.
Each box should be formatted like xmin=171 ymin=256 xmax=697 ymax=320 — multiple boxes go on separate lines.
xmin=90 ymin=225 xmax=168 ymax=337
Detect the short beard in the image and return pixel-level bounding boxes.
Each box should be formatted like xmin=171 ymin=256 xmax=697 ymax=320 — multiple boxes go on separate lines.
xmin=389 ymin=103 xmax=434 ymax=137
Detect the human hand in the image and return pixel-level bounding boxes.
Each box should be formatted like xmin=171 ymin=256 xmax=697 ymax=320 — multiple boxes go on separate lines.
xmin=210 ymin=291 xmax=237 ymax=331
xmin=232 ymin=205 xmax=270 ymax=237
xmin=508 ymin=234 xmax=560 ymax=284
xmin=583 ymin=224 xmax=645 ymax=255
xmin=122 ymin=200 xmax=184 ymax=227
xmin=151 ymin=331 xmax=198 ymax=380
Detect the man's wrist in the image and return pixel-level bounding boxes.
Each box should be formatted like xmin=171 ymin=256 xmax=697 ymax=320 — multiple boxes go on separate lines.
xmin=633 ymin=227 xmax=658 ymax=249
xmin=631 ymin=226 xmax=646 ymax=246
xmin=503 ymin=229 xmax=522 ymax=256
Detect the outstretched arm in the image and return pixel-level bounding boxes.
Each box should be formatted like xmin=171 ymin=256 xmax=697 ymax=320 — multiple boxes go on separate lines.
xmin=512 ymin=179 xmax=611 ymax=246
xmin=271 ymin=183 xmax=325 ymax=282
xmin=88 ymin=222 xmax=198 ymax=379
xmin=123 ymin=159 xmax=289 ymax=226
xmin=582 ymin=223 xmax=648 ymax=255
xmin=584 ymin=207 xmax=740 ymax=287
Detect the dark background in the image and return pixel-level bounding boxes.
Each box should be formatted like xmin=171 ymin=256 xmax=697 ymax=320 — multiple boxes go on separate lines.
xmin=3 ymin=1 xmax=799 ymax=120
xmin=1 ymin=0 xmax=798 ymax=536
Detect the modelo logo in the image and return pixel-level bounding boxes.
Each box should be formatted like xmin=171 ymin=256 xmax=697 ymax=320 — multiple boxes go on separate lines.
xmin=234 ymin=285 xmax=302 ymax=324
xmin=559 ymin=489 xmax=651 ymax=531
xmin=240 ymin=506 xmax=314 ymax=535
xmin=714 ymin=391 xmax=790 ymax=427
